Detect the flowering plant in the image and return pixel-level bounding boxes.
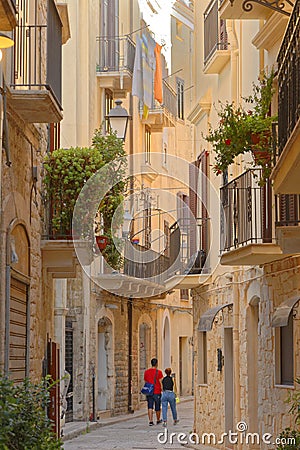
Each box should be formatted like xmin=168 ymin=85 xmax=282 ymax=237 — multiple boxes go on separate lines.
xmin=205 ymin=69 xmax=277 ymax=181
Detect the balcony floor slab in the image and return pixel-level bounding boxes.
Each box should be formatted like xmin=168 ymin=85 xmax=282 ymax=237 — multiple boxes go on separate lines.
xmin=220 ymin=243 xmax=284 ymax=266
xmin=165 ymin=274 xmax=210 ymax=290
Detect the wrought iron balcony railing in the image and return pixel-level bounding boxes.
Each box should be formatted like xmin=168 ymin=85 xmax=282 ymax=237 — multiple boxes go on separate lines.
xmin=140 ymin=80 xmax=177 ymax=119
xmin=96 ymin=36 xmax=136 ymax=74
xmin=204 ymin=0 xmax=228 ymax=66
xmin=277 ymin=0 xmax=300 ymax=155
xmin=169 ymin=218 xmax=210 ymax=275
xmin=123 ymin=241 xmax=170 ymax=283
xmin=220 ymin=169 xmax=274 ymax=252
xmin=11 ymin=0 xmax=62 ymax=108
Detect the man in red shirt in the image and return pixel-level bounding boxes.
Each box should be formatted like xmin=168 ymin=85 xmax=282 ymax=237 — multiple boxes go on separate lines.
xmin=144 ymin=358 xmax=163 ymax=425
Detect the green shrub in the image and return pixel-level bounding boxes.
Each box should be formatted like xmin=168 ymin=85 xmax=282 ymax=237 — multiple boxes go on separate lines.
xmin=0 ymin=375 xmax=62 ymax=449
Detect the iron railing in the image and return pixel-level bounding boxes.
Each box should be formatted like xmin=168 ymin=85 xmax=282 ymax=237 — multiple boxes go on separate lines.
xmin=204 ymin=0 xmax=228 ymax=66
xmin=11 ymin=0 xmax=62 ymax=107
xmin=141 ymin=80 xmax=177 ymax=118
xmin=123 ymin=241 xmax=170 ymax=283
xmin=220 ymin=169 xmax=273 ymax=252
xmin=169 ymin=218 xmax=210 ymax=275
xmin=277 ymin=0 xmax=300 ymax=155
xmin=96 ymin=36 xmax=136 ymax=73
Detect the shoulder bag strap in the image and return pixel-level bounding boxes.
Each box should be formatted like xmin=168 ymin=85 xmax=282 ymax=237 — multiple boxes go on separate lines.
xmin=153 ymin=369 xmax=158 ymax=386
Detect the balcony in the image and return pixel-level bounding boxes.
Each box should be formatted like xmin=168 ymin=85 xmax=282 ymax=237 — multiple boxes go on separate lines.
xmin=141 ymin=81 xmax=177 ymax=130
xmin=204 ymin=0 xmax=230 ymax=74
xmin=0 ymin=0 xmax=16 ymax=30
xmin=9 ymin=0 xmax=63 ymax=123
xmin=219 ymin=0 xmax=294 ymax=20
xmin=271 ymin=0 xmax=300 ymax=194
xmin=96 ymin=36 xmax=136 ymax=95
xmin=275 ymin=194 xmax=300 ymax=253
xmin=220 ymin=169 xmax=283 ymax=265
xmin=165 ymin=219 xmax=210 ymax=289
xmin=41 ymin=198 xmax=92 ymax=278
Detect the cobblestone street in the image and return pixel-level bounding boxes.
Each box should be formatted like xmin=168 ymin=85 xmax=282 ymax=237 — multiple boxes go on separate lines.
xmin=63 ymin=399 xmax=207 ymax=450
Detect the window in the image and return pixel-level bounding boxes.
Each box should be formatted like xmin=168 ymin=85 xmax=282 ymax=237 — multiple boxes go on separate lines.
xmin=176 ymin=78 xmax=184 ymax=120
xmin=275 ymin=313 xmax=294 ymax=386
xmin=198 ymin=331 xmax=207 ymax=384
xmin=144 ymin=205 xmax=151 ymax=248
xmin=164 ymin=220 xmax=170 ymax=257
xmin=176 ymin=19 xmax=183 ymax=40
xmin=104 ymin=89 xmax=114 ymax=133
xmin=180 ymin=289 xmax=189 ymax=300
xmin=48 ymin=123 xmax=60 ymax=153
xmin=145 ymin=125 xmax=151 ymax=163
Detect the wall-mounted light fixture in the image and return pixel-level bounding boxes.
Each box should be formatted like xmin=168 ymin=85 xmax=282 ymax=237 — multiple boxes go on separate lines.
xmin=0 ymin=32 xmax=14 ymax=49
xmin=217 ymin=348 xmax=224 ymax=372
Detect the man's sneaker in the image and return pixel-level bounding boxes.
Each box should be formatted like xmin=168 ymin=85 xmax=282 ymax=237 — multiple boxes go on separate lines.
xmin=162 ymin=421 xmax=167 ymax=427
xmin=149 ymin=421 xmax=154 ymax=426
xmin=173 ymin=419 xmax=179 ymax=425
xmin=157 ymin=419 xmax=162 ymax=425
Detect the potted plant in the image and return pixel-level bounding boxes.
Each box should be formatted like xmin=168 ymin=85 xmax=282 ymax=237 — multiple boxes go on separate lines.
xmin=205 ymin=69 xmax=277 ymax=183
xmin=43 ymin=129 xmax=128 ymax=269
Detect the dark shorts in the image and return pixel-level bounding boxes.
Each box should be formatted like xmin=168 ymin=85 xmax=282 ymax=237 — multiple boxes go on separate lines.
xmin=146 ymin=393 xmax=161 ymax=411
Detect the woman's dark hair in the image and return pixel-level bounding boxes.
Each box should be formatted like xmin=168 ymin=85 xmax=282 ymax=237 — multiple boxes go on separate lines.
xmin=165 ymin=368 xmax=172 ymax=376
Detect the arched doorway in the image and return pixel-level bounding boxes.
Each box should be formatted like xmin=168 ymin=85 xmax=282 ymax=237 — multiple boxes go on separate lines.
xmin=97 ymin=317 xmax=113 ymax=412
xmin=139 ymin=322 xmax=151 ymax=394
xmin=163 ymin=315 xmax=171 ymax=369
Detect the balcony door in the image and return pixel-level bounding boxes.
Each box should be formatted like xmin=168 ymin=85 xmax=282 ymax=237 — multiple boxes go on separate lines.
xmin=100 ymin=0 xmax=119 ymax=71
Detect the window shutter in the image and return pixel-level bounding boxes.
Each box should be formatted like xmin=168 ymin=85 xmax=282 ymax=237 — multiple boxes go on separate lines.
xmin=189 ymin=160 xmax=199 ymax=256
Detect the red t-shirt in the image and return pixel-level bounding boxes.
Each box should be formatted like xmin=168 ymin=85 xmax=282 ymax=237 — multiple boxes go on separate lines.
xmin=144 ymin=368 xmax=163 ymax=394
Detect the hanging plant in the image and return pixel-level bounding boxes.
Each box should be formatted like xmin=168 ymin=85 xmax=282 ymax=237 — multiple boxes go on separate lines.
xmin=43 ymin=129 xmax=128 ymax=269
xmin=205 ymin=69 xmax=277 ymax=184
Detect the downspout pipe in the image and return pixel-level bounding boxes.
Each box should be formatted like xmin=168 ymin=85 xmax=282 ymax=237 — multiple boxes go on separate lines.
xmin=128 ymin=296 xmax=134 ymax=412
xmin=233 ymin=272 xmax=241 ymax=450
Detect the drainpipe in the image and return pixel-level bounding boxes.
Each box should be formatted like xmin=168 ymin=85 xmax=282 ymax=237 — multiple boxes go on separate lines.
xmin=128 ymin=296 xmax=134 ymax=412
xmin=233 ymin=272 xmax=241 ymax=450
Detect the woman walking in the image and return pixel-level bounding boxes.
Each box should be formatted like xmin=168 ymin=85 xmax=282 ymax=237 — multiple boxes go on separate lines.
xmin=161 ymin=368 xmax=179 ymax=427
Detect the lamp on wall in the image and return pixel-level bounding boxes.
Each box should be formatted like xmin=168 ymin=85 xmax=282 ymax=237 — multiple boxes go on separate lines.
xmin=106 ymin=99 xmax=131 ymax=141
xmin=0 ymin=32 xmax=14 ymax=49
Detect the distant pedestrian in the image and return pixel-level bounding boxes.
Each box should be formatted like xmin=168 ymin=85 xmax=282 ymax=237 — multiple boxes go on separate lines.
xmin=144 ymin=358 xmax=163 ymax=426
xmin=161 ymin=368 xmax=179 ymax=427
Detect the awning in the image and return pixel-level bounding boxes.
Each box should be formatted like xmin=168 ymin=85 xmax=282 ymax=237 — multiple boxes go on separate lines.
xmin=271 ymin=297 xmax=299 ymax=327
xmin=198 ymin=303 xmax=233 ymax=332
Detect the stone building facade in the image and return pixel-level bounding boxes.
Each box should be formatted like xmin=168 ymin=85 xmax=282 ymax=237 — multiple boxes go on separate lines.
xmin=190 ymin=0 xmax=300 ymax=448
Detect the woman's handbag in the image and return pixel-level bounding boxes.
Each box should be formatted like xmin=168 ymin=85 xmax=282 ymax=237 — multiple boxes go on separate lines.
xmin=141 ymin=369 xmax=158 ymax=395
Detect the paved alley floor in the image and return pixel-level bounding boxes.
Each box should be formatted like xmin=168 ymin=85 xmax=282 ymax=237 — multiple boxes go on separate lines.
xmin=63 ymin=399 xmax=208 ymax=450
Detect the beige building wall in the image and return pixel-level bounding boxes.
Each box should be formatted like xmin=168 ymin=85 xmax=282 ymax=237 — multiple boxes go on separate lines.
xmin=191 ymin=1 xmax=299 ymax=447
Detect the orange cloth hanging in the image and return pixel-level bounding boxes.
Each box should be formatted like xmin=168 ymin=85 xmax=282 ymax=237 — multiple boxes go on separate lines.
xmin=154 ymin=43 xmax=163 ymax=104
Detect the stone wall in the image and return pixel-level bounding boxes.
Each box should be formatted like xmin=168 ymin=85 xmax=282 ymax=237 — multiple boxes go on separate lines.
xmin=192 ymin=257 xmax=300 ymax=449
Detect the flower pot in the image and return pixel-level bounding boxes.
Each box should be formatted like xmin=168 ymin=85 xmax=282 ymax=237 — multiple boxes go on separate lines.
xmin=251 ymin=148 xmax=272 ymax=165
xmin=250 ymin=132 xmax=272 ymax=165
xmin=96 ymin=235 xmax=109 ymax=250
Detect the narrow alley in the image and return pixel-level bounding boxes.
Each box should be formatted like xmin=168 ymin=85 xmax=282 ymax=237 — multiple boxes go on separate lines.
xmin=63 ymin=398 xmax=208 ymax=450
